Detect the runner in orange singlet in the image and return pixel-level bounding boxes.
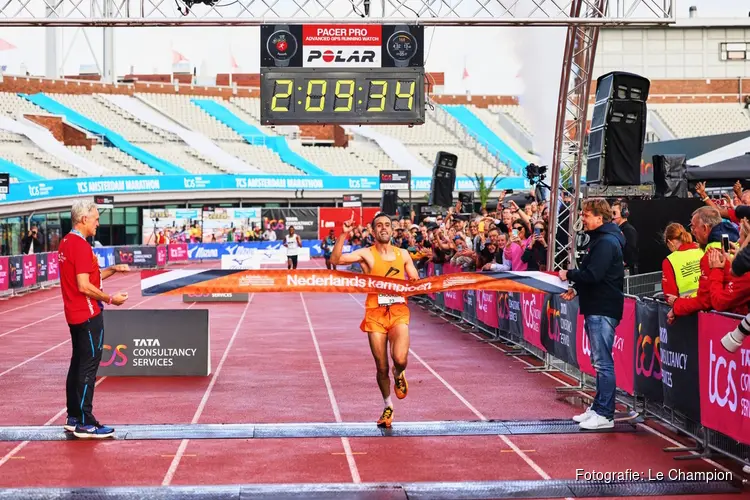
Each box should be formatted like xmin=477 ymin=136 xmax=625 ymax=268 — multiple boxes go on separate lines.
xmin=330 ymin=212 xmax=419 ymax=427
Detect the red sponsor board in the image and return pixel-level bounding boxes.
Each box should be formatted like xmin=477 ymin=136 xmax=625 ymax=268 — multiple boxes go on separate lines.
xmin=476 ymin=290 xmax=499 ymax=328
xmin=442 ymin=264 xmax=463 ymax=311
xmin=157 ymin=245 xmax=167 ymax=267
xmin=698 ymin=313 xmax=750 ymax=445
xmin=302 ymin=25 xmax=382 ymax=46
xmin=521 ymin=292 xmax=545 ymax=351
xmin=613 ymin=299 xmax=636 ymax=395
xmin=575 ymin=298 xmax=636 ymax=395
xmin=318 ymin=207 xmax=380 ymax=239
xmin=47 ymin=252 xmax=59 ymax=280
xmin=169 ymin=243 xmax=189 ymax=262
xmin=22 ymin=254 xmax=36 ymax=287
xmin=0 ymin=256 xmax=8 ymax=292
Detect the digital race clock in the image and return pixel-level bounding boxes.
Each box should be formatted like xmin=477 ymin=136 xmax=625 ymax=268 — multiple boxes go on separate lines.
xmin=260 ymin=67 xmax=425 ymax=126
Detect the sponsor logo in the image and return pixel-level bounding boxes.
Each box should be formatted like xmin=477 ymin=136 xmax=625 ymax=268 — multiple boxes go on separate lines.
xmin=708 ymin=340 xmax=738 ymax=412
xmin=522 ymin=294 xmax=541 ymax=332
xmin=635 ymin=323 xmax=661 ymax=380
xmin=306 ymin=49 xmax=376 ymax=64
xmin=101 ymin=344 xmax=128 ymax=367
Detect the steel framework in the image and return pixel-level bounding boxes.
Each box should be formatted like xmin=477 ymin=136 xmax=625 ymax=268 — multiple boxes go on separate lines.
xmin=0 ymin=0 xmax=674 ymax=26
xmin=0 ymin=0 xmax=675 ymax=268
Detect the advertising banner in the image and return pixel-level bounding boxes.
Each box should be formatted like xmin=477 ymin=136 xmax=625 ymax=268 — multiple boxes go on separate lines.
xmin=633 ymin=300 xmax=663 ymax=402
xmin=201 ymin=207 xmax=262 ymax=243
xmin=115 ymin=246 xmax=158 ymax=268
xmin=318 ymin=207 xmax=381 ymax=239
xmin=22 ymin=254 xmax=36 ymax=287
xmin=157 ymin=245 xmax=167 ymax=267
xmin=698 ymin=312 xmax=750 ymax=445
xmin=142 ymin=208 xmax=203 ymax=244
xmin=462 ymin=289 xmax=476 ymax=325
xmin=476 ymin=290 xmax=498 ymax=329
xmin=442 ymin=264 xmax=463 ymax=312
xmin=613 ymin=298 xmax=636 ymax=396
xmin=36 ymin=252 xmax=48 ymax=283
xmin=168 ymin=243 xmax=189 ymax=262
xmin=576 ymin=308 xmax=595 ymax=378
xmin=497 ymin=292 xmax=511 ymax=334
xmin=521 ymin=292 xmax=545 ymax=351
xmin=541 ymin=294 xmax=578 ymax=367
xmin=0 ymin=256 xmax=8 ymax=292
xmin=262 ymin=208 xmax=319 ymax=240
xmin=47 ymin=252 xmax=59 ymax=281
xmin=98 ymin=309 xmax=210 ymax=376
xmin=507 ymin=292 xmax=524 ymax=342
xmin=658 ymin=301 xmax=701 ymax=422
xmin=94 ymin=247 xmax=115 ymax=269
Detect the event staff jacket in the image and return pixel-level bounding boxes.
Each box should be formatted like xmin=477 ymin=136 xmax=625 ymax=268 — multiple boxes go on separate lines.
xmin=661 ymin=243 xmax=703 ymax=298
xmin=673 ymin=222 xmax=738 ymax=316
xmin=708 ymin=266 xmax=750 ymax=315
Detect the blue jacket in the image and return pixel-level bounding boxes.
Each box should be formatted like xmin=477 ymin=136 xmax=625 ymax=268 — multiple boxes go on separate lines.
xmin=568 ymin=222 xmax=626 ymax=320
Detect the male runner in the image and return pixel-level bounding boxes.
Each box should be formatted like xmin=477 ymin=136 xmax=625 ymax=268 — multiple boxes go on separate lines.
xmin=330 ymin=212 xmax=419 ymax=427
xmin=284 ymin=226 xmax=302 ymax=269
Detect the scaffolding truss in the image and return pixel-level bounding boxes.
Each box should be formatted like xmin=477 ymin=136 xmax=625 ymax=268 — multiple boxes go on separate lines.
xmin=0 ymin=0 xmax=674 ymax=26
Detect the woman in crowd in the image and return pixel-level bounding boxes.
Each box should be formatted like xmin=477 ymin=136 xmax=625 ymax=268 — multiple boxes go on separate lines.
xmin=521 ymin=220 xmax=549 ymax=271
xmin=661 ymin=222 xmax=703 ymax=298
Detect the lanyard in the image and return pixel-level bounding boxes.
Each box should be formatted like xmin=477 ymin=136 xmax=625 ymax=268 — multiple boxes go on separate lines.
xmin=70 ymin=229 xmax=86 ymax=240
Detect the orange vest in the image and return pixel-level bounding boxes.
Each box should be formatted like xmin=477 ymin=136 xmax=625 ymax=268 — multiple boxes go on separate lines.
xmin=365 ymin=246 xmax=407 ymax=309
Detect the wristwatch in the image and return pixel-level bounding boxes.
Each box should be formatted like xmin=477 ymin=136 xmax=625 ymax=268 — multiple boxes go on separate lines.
xmin=386 ymin=25 xmax=418 ymax=68
xmin=266 ymin=25 xmax=298 ymax=67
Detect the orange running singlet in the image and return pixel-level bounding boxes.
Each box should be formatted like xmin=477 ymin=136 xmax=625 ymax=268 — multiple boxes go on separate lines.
xmin=364 ymin=246 xmax=407 ymax=308
xmin=360 ymin=246 xmax=410 ymax=334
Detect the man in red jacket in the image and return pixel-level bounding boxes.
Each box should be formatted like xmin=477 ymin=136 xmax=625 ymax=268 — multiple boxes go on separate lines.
xmin=706 ymin=248 xmax=750 ymax=315
xmin=666 ymin=206 xmax=738 ymax=322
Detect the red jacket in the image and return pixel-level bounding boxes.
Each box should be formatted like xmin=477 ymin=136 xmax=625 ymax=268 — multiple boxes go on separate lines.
xmin=661 ymin=242 xmax=701 ymax=298
xmin=673 ymin=250 xmax=732 ymax=316
xmin=708 ymin=267 xmax=750 ymax=315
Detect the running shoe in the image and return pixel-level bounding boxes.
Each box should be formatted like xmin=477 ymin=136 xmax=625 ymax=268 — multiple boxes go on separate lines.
xmin=377 ymin=407 xmax=393 ymax=428
xmin=73 ymin=422 xmax=115 ymax=439
xmin=64 ymin=416 xmax=78 ymax=432
xmin=394 ymin=371 xmax=408 ymax=399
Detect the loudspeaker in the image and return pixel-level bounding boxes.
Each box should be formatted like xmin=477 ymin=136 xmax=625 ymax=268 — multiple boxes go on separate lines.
xmin=652 ymin=154 xmax=688 ymax=198
xmin=428 ymin=151 xmax=457 ymax=208
xmin=381 ymin=190 xmax=398 ymax=215
xmin=586 ymin=71 xmax=650 ymax=186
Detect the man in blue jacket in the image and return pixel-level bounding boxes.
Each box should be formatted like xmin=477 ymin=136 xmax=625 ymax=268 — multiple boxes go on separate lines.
xmin=560 ymin=198 xmax=625 ymax=430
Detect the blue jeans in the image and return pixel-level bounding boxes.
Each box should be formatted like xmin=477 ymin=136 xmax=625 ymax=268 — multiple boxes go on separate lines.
xmin=584 ymin=315 xmax=619 ymax=420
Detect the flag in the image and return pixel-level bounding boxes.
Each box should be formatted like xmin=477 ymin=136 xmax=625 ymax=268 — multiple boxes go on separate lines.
xmin=230 ymin=54 xmax=239 ymax=70
xmin=172 ymin=49 xmax=187 ymax=65
xmin=0 ymin=39 xmax=15 ymax=51
xmin=462 ymin=66 xmax=469 ymax=80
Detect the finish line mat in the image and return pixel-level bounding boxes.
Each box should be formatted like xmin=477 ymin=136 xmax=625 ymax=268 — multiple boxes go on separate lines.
xmin=140 ymin=269 xmax=567 ymax=297
xmin=0 ymin=419 xmax=636 ymax=441
xmin=0 ymin=479 xmax=742 ymax=499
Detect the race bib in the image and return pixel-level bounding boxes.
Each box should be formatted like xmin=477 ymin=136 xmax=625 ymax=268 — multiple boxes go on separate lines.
xmin=378 ymin=294 xmax=406 ymax=306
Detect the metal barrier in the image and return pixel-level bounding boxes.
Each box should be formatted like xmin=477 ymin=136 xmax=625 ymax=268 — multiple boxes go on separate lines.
xmin=413 ymin=266 xmax=749 ymax=471
xmin=624 ymin=271 xmax=663 ymax=298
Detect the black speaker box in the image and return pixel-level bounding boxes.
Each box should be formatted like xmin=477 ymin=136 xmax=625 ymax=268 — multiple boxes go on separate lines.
xmin=428 ymin=151 xmax=458 ymax=207
xmin=652 ymin=154 xmax=688 ymax=198
xmin=381 ymin=190 xmax=398 ymax=215
xmin=586 ymin=72 xmax=650 ymax=186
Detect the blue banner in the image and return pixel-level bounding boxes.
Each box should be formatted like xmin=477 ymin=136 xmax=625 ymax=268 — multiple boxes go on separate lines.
xmin=184 ymin=240 xmax=360 ymax=260
xmin=0 ymin=174 xmax=529 ymax=204
xmin=94 ymin=247 xmax=115 ymax=268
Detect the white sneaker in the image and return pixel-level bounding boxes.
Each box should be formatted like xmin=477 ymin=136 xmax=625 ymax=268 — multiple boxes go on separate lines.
xmin=721 ymin=331 xmax=744 ymax=353
xmin=572 ymin=407 xmax=595 ymax=423
xmin=579 ymin=413 xmax=614 ymax=430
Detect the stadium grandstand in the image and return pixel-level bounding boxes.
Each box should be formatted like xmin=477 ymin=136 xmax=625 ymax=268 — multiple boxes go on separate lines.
xmin=0 ymin=0 xmax=749 ymax=498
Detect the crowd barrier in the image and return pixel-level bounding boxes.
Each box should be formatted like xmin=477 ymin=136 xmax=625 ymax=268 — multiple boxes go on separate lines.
xmin=418 ymin=262 xmax=749 ymax=466
xmin=0 ymin=251 xmax=60 ymax=299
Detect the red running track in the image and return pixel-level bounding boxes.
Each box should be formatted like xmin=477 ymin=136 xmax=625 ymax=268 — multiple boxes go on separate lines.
xmin=0 ymin=259 xmax=746 ymax=499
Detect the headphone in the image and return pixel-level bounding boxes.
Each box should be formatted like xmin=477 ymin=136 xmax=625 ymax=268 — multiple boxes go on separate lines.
xmin=616 ymin=200 xmax=630 ymax=219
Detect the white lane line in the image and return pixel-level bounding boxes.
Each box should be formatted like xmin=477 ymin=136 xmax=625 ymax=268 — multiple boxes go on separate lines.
xmin=161 ymin=294 xmax=254 ymax=486
xmin=300 ymin=293 xmax=361 ymax=484
xmin=345 ymin=293 xmax=561 ymax=490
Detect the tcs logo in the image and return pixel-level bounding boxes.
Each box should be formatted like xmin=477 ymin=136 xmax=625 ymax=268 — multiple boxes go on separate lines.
xmin=101 ymin=344 xmax=128 ymax=367
xmin=635 ymin=323 xmax=661 ymax=380
xmin=708 ymin=340 xmax=738 ymax=412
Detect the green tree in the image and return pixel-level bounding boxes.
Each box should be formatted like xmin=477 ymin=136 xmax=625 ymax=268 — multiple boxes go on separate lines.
xmin=472 ymin=172 xmax=504 ymax=209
